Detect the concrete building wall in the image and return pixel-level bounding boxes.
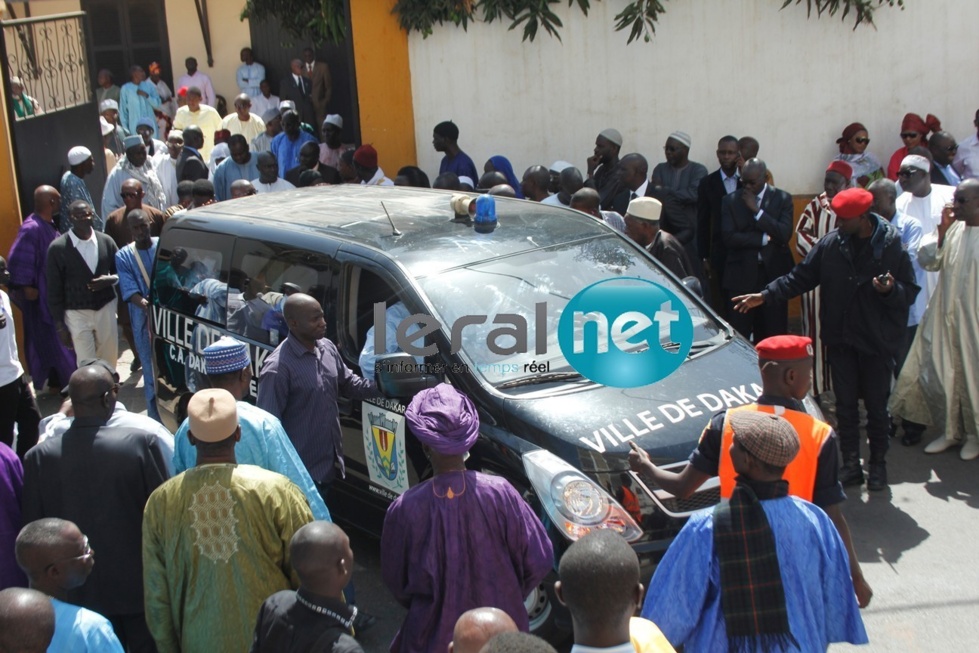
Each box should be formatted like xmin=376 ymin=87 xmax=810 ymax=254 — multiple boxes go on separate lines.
xmin=407 ymin=0 xmax=979 ymax=195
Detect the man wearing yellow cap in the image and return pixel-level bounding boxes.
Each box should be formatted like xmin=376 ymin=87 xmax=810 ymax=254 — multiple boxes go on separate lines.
xmin=142 ymin=389 xmax=313 ymax=653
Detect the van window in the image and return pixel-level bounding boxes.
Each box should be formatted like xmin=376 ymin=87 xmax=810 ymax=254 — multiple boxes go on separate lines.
xmin=227 ymin=239 xmax=337 ymax=346
xmin=153 ymin=230 xmax=233 ymax=328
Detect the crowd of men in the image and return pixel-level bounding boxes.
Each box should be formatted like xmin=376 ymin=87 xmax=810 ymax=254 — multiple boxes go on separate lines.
xmin=2 ymin=40 xmax=978 ymax=652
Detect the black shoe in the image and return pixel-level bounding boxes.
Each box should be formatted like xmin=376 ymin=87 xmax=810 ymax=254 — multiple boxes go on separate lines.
xmin=867 ymin=462 xmax=887 ymax=491
xmin=130 ymin=356 xmax=142 ymax=373
xmin=888 ymin=421 xmax=898 ymax=439
xmin=840 ymin=454 xmax=864 ymax=487
xmin=901 ymin=431 xmax=922 ymax=446
xmin=352 ymin=609 xmax=376 ymax=634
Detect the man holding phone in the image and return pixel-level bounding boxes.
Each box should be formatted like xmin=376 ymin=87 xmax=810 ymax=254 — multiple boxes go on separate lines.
xmin=733 ymin=188 xmax=919 ymax=491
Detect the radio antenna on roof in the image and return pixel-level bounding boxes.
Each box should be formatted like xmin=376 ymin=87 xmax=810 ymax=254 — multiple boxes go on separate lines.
xmin=380 ymin=201 xmax=402 ymax=237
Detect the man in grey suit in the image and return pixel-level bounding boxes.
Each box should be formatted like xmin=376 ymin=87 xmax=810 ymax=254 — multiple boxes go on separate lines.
xmin=721 ymin=158 xmax=794 ymax=342
xmin=302 ymin=48 xmax=332 ymax=129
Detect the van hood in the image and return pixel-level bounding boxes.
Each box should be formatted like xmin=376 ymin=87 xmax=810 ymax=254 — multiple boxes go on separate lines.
xmin=500 ymin=338 xmax=762 ymax=473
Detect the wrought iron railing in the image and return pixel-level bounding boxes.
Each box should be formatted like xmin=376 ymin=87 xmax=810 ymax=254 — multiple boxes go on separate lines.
xmin=2 ymin=12 xmax=90 ymax=118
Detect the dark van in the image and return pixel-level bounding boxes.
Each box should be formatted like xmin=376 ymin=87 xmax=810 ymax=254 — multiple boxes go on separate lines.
xmin=150 ymin=185 xmax=783 ymax=635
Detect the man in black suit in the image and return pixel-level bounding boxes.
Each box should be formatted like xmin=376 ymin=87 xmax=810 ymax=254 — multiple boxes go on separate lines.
xmin=279 ymin=59 xmax=317 ymax=128
xmin=697 ymin=135 xmax=741 ymax=315
xmin=721 ymin=158 xmax=793 ymax=341
xmin=928 ymin=131 xmax=961 ymax=186
xmin=176 ymin=126 xmax=208 ymax=183
xmin=611 ymin=153 xmax=650 ymax=216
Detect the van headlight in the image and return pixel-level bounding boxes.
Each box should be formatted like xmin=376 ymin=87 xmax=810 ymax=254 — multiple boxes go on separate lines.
xmin=523 ymin=449 xmax=642 ymax=542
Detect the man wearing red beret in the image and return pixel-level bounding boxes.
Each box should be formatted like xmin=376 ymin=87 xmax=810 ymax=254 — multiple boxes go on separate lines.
xmin=353 ymin=145 xmax=393 ymax=187
xmin=733 ymin=188 xmax=919 ymax=491
xmin=795 ymin=161 xmax=853 ymax=399
xmin=629 ymin=334 xmax=872 ymax=607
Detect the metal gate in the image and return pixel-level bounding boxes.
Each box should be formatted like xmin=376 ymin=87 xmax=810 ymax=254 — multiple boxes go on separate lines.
xmin=1 ymin=11 xmax=106 ymax=219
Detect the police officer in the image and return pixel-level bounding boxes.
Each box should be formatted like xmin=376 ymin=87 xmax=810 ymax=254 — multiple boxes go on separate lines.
xmin=732 ymin=188 xmax=919 ymax=492
xmin=629 ymin=335 xmax=872 ymax=608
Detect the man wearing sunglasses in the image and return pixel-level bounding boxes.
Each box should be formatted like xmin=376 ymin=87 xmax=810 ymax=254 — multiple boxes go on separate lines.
xmin=22 ymin=364 xmax=170 ymax=651
xmin=15 ymin=518 xmax=124 ymax=651
xmin=895 ymin=154 xmax=955 ymax=341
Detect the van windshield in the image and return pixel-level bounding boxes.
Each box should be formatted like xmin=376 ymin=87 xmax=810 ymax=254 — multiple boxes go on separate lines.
xmin=417 ymin=235 xmax=725 ymax=386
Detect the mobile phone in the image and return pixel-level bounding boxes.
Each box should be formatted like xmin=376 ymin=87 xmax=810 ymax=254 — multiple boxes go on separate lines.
xmin=876 ymin=272 xmax=889 ymax=284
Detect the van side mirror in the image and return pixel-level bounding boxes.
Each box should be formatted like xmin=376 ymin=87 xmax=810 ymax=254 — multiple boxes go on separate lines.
xmin=680 ymin=275 xmax=703 ymax=299
xmin=374 ymin=353 xmax=440 ymax=398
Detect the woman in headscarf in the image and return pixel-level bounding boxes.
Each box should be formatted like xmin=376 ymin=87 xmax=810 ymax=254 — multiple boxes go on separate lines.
xmin=834 ymin=122 xmax=883 ymax=187
xmin=484 ymin=155 xmax=525 ymax=198
xmin=887 ymin=113 xmax=941 ymax=181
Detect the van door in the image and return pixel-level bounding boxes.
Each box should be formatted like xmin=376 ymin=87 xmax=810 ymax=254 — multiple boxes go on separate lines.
xmin=328 ymin=254 xmax=432 ymax=532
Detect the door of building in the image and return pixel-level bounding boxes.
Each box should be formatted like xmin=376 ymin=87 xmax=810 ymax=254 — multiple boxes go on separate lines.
xmin=82 ymin=0 xmax=172 ymax=90
xmin=248 ymin=10 xmax=360 ymax=146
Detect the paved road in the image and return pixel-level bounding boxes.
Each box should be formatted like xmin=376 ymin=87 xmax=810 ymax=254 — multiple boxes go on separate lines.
xmin=38 ymin=347 xmax=979 ymax=652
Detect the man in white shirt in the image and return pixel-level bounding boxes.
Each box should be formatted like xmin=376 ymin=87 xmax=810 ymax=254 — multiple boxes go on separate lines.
xmin=175 ymin=57 xmax=215 ymax=107
xmin=172 ymin=86 xmax=223 ymax=160
xmin=251 ymin=152 xmax=296 ymax=193
xmin=236 ymin=47 xmax=265 ymax=98
xmin=222 ymin=93 xmax=266 ymax=143
xmin=895 ymin=154 xmax=954 ymax=312
xmin=156 ymin=131 xmax=183 ymax=207
xmin=45 ymin=202 xmax=119 ymax=367
xmin=0 ymin=256 xmax=42 ymax=457
xmin=353 ymin=145 xmax=393 ymax=186
xmin=250 ymin=80 xmax=279 ymax=120
xmin=541 ymin=166 xmax=582 ymax=207
xmin=952 ymin=108 xmax=979 ymax=180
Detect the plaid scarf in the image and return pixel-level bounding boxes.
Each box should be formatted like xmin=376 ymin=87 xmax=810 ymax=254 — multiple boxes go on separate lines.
xmin=713 ymin=476 xmax=799 ymax=653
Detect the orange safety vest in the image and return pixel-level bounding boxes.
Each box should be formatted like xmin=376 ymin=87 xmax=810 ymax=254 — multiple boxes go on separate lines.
xmin=619 ymin=486 xmax=642 ymax=524
xmin=717 ymin=403 xmax=832 ymax=502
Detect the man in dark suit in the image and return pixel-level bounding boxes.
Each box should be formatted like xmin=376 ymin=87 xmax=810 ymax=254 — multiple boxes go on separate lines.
xmin=928 ymin=131 xmax=961 ymax=186
xmin=302 ymin=48 xmax=331 ymax=129
xmin=176 ymin=126 xmax=208 ymax=183
xmin=697 ymin=135 xmax=741 ymax=315
xmin=280 ymin=59 xmax=317 ymax=129
xmin=721 ymin=158 xmax=793 ymax=341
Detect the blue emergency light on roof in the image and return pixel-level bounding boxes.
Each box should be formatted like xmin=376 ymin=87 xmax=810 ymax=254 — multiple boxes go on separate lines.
xmin=473 ymin=194 xmax=497 ymax=234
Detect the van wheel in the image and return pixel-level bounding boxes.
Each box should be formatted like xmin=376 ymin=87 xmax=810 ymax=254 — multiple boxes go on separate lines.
xmin=527 ymin=573 xmax=571 ymax=646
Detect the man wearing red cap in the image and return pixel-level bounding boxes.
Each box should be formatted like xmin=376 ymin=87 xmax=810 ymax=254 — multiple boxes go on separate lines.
xmin=795 ymin=160 xmax=853 ymax=399
xmin=733 ymin=188 xmax=919 ymax=490
xmin=352 ymin=145 xmax=393 ymax=186
xmin=629 ymin=334 xmax=871 ymax=606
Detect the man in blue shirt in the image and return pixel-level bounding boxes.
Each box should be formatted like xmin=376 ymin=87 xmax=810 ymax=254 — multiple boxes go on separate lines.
xmin=642 ymin=411 xmax=867 ymax=652
xmin=271 ymin=111 xmax=317 ymax=178
xmin=434 ymin=120 xmax=478 ymax=183
xmin=115 ymin=209 xmax=159 ymax=421
xmin=173 ymin=336 xmax=330 ymax=521
xmin=15 ymin=517 xmax=124 ymax=652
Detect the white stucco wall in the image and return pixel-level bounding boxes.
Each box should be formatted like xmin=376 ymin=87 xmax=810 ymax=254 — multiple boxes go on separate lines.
xmin=408 ymin=0 xmax=979 ymax=195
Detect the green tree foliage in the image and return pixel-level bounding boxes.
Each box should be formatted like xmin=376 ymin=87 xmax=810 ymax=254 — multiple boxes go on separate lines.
xmin=243 ymin=0 xmax=904 ymax=46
